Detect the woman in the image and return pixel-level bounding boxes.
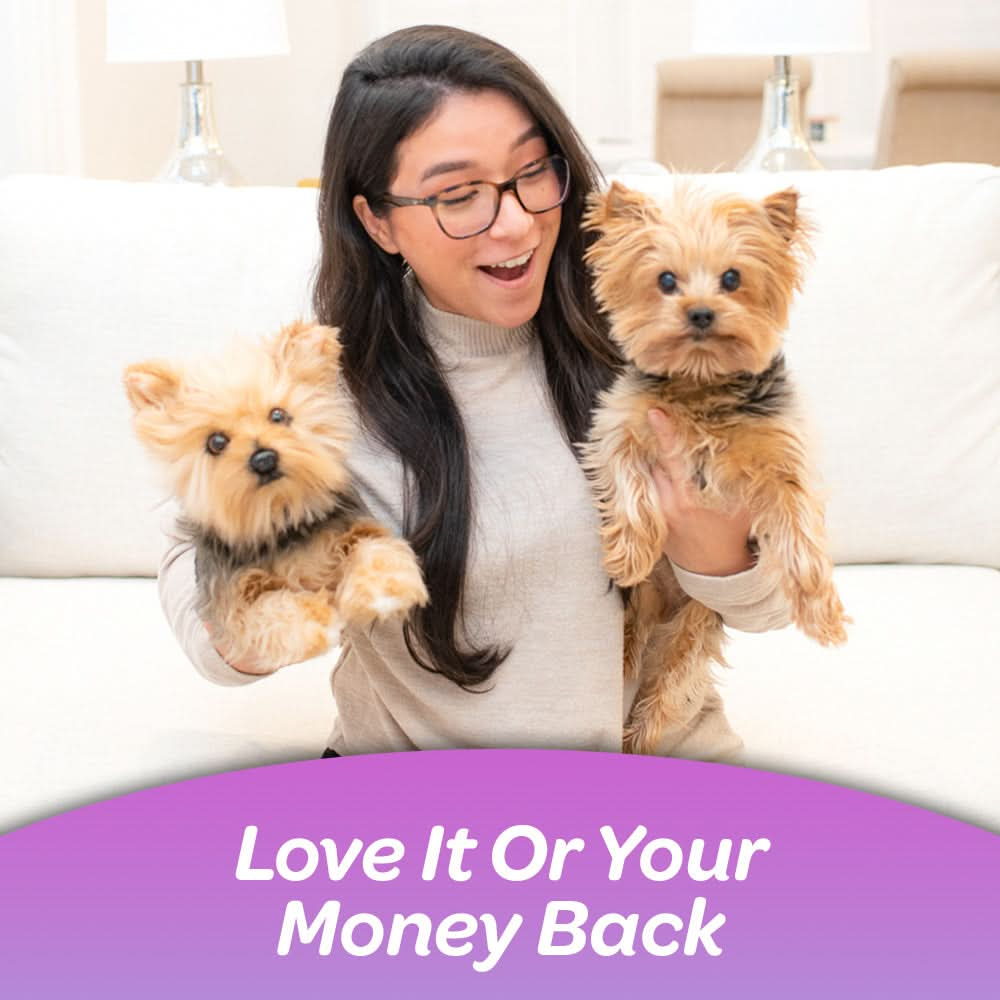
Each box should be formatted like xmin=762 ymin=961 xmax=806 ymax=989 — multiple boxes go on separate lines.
xmin=159 ymin=25 xmax=789 ymax=759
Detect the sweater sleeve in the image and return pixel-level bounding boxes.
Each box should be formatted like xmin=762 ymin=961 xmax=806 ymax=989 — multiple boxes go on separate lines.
xmin=668 ymin=558 xmax=792 ymax=633
xmin=157 ymin=506 xmax=275 ymax=687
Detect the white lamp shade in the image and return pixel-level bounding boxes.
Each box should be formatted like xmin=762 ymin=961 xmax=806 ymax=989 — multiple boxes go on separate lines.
xmin=692 ymin=0 xmax=871 ymax=55
xmin=106 ymin=0 xmax=290 ymax=63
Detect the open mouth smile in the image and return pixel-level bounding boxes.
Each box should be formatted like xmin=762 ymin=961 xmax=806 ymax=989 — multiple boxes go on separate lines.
xmin=478 ymin=248 xmax=535 ymax=284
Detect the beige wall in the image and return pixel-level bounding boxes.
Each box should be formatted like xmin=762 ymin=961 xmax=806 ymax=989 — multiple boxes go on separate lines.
xmin=76 ymin=0 xmax=364 ymax=186
xmin=69 ymin=0 xmax=1000 ymax=186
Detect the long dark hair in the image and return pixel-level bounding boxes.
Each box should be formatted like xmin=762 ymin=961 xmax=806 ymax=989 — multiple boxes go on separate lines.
xmin=314 ymin=24 xmax=620 ymax=689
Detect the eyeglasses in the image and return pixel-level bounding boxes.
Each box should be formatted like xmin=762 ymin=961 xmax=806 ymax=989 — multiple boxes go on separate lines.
xmin=377 ymin=154 xmax=570 ymax=240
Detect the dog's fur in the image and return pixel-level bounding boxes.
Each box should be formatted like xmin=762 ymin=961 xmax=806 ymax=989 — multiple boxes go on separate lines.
xmin=124 ymin=321 xmax=428 ymax=668
xmin=581 ymin=181 xmax=848 ymax=754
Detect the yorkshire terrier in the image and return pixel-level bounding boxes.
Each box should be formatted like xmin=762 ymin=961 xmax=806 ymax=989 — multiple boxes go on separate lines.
xmin=124 ymin=321 xmax=428 ymax=668
xmin=581 ymin=181 xmax=848 ymax=755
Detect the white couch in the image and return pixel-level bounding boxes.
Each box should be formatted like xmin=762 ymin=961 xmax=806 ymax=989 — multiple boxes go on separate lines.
xmin=2 ymin=165 xmax=998 ymax=834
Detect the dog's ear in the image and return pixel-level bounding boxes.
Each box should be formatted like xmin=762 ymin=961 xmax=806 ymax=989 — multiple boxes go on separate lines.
xmin=583 ymin=181 xmax=661 ymax=234
xmin=761 ymin=188 xmax=808 ymax=246
xmin=272 ymin=321 xmax=342 ymax=383
xmin=123 ymin=361 xmax=182 ymax=413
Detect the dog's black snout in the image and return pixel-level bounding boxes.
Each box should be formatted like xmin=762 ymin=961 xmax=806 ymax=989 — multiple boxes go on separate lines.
xmin=688 ymin=307 xmax=715 ymax=330
xmin=249 ymin=448 xmax=279 ymax=476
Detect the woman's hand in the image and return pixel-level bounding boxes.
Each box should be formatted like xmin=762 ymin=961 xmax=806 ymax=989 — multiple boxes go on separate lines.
xmin=647 ymin=408 xmax=757 ymax=577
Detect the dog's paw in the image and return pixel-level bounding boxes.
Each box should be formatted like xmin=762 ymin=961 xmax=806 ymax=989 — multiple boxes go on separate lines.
xmin=794 ymin=588 xmax=850 ymax=647
xmin=337 ymin=538 xmax=429 ymax=626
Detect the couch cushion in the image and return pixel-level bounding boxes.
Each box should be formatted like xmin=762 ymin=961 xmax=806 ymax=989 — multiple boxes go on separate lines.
xmin=3 ymin=566 xmax=997 ymax=833
xmin=722 ymin=563 xmax=1000 ymax=833
xmin=1 ymin=575 xmax=338 ymax=832
xmin=612 ymin=164 xmax=1000 ymax=569
xmin=0 ymin=176 xmax=319 ymax=576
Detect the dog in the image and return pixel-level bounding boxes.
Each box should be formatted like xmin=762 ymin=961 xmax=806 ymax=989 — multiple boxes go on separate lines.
xmin=581 ymin=180 xmax=848 ymax=755
xmin=124 ymin=320 xmax=428 ymax=669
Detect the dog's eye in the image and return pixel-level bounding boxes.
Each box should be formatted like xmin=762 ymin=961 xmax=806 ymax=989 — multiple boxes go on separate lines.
xmin=269 ymin=407 xmax=290 ymax=424
xmin=658 ymin=271 xmax=678 ymax=294
xmin=206 ymin=432 xmax=229 ymax=455
xmin=721 ymin=269 xmax=741 ymax=292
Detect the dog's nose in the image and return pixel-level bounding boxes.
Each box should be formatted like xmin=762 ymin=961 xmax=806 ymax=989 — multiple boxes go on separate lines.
xmin=688 ymin=307 xmax=715 ymax=330
xmin=249 ymin=448 xmax=279 ymax=476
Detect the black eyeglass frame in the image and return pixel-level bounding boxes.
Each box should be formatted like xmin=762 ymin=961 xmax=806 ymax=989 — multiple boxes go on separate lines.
xmin=375 ymin=154 xmax=570 ymax=240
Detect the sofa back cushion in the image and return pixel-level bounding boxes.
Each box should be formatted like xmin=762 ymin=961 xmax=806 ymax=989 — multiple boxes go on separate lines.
xmin=1 ymin=166 xmax=998 ymax=575
xmin=0 ymin=176 xmax=319 ymax=576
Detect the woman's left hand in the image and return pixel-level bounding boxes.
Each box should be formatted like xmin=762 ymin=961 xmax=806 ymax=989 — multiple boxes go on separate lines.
xmin=647 ymin=408 xmax=757 ymax=577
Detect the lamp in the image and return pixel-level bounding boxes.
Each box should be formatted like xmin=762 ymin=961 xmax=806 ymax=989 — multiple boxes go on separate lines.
xmin=692 ymin=0 xmax=870 ymax=171
xmin=106 ymin=0 xmax=290 ymax=185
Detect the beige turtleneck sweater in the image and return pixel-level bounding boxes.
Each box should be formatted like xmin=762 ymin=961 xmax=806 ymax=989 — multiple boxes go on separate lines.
xmin=158 ymin=289 xmax=791 ymax=759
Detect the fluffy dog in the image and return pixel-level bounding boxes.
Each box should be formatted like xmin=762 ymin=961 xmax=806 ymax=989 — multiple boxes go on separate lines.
xmin=581 ymin=181 xmax=848 ymax=755
xmin=124 ymin=321 xmax=428 ymax=669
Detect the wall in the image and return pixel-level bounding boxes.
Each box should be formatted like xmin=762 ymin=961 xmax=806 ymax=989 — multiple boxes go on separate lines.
xmin=74 ymin=0 xmax=363 ymax=185
xmin=4 ymin=0 xmax=999 ymax=184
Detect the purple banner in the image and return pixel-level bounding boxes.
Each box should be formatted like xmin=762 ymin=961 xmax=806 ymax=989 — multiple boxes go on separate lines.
xmin=1 ymin=749 xmax=997 ymax=997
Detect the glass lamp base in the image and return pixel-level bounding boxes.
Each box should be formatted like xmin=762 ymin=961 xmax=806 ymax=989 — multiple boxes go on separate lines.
xmin=738 ymin=141 xmax=824 ymax=173
xmin=740 ymin=63 xmax=824 ymax=173
xmin=157 ymin=64 xmax=242 ymax=187
xmin=157 ymin=148 xmax=243 ymax=186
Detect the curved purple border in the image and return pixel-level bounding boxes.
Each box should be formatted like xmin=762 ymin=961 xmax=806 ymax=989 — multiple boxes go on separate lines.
xmin=2 ymin=749 xmax=997 ymax=997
